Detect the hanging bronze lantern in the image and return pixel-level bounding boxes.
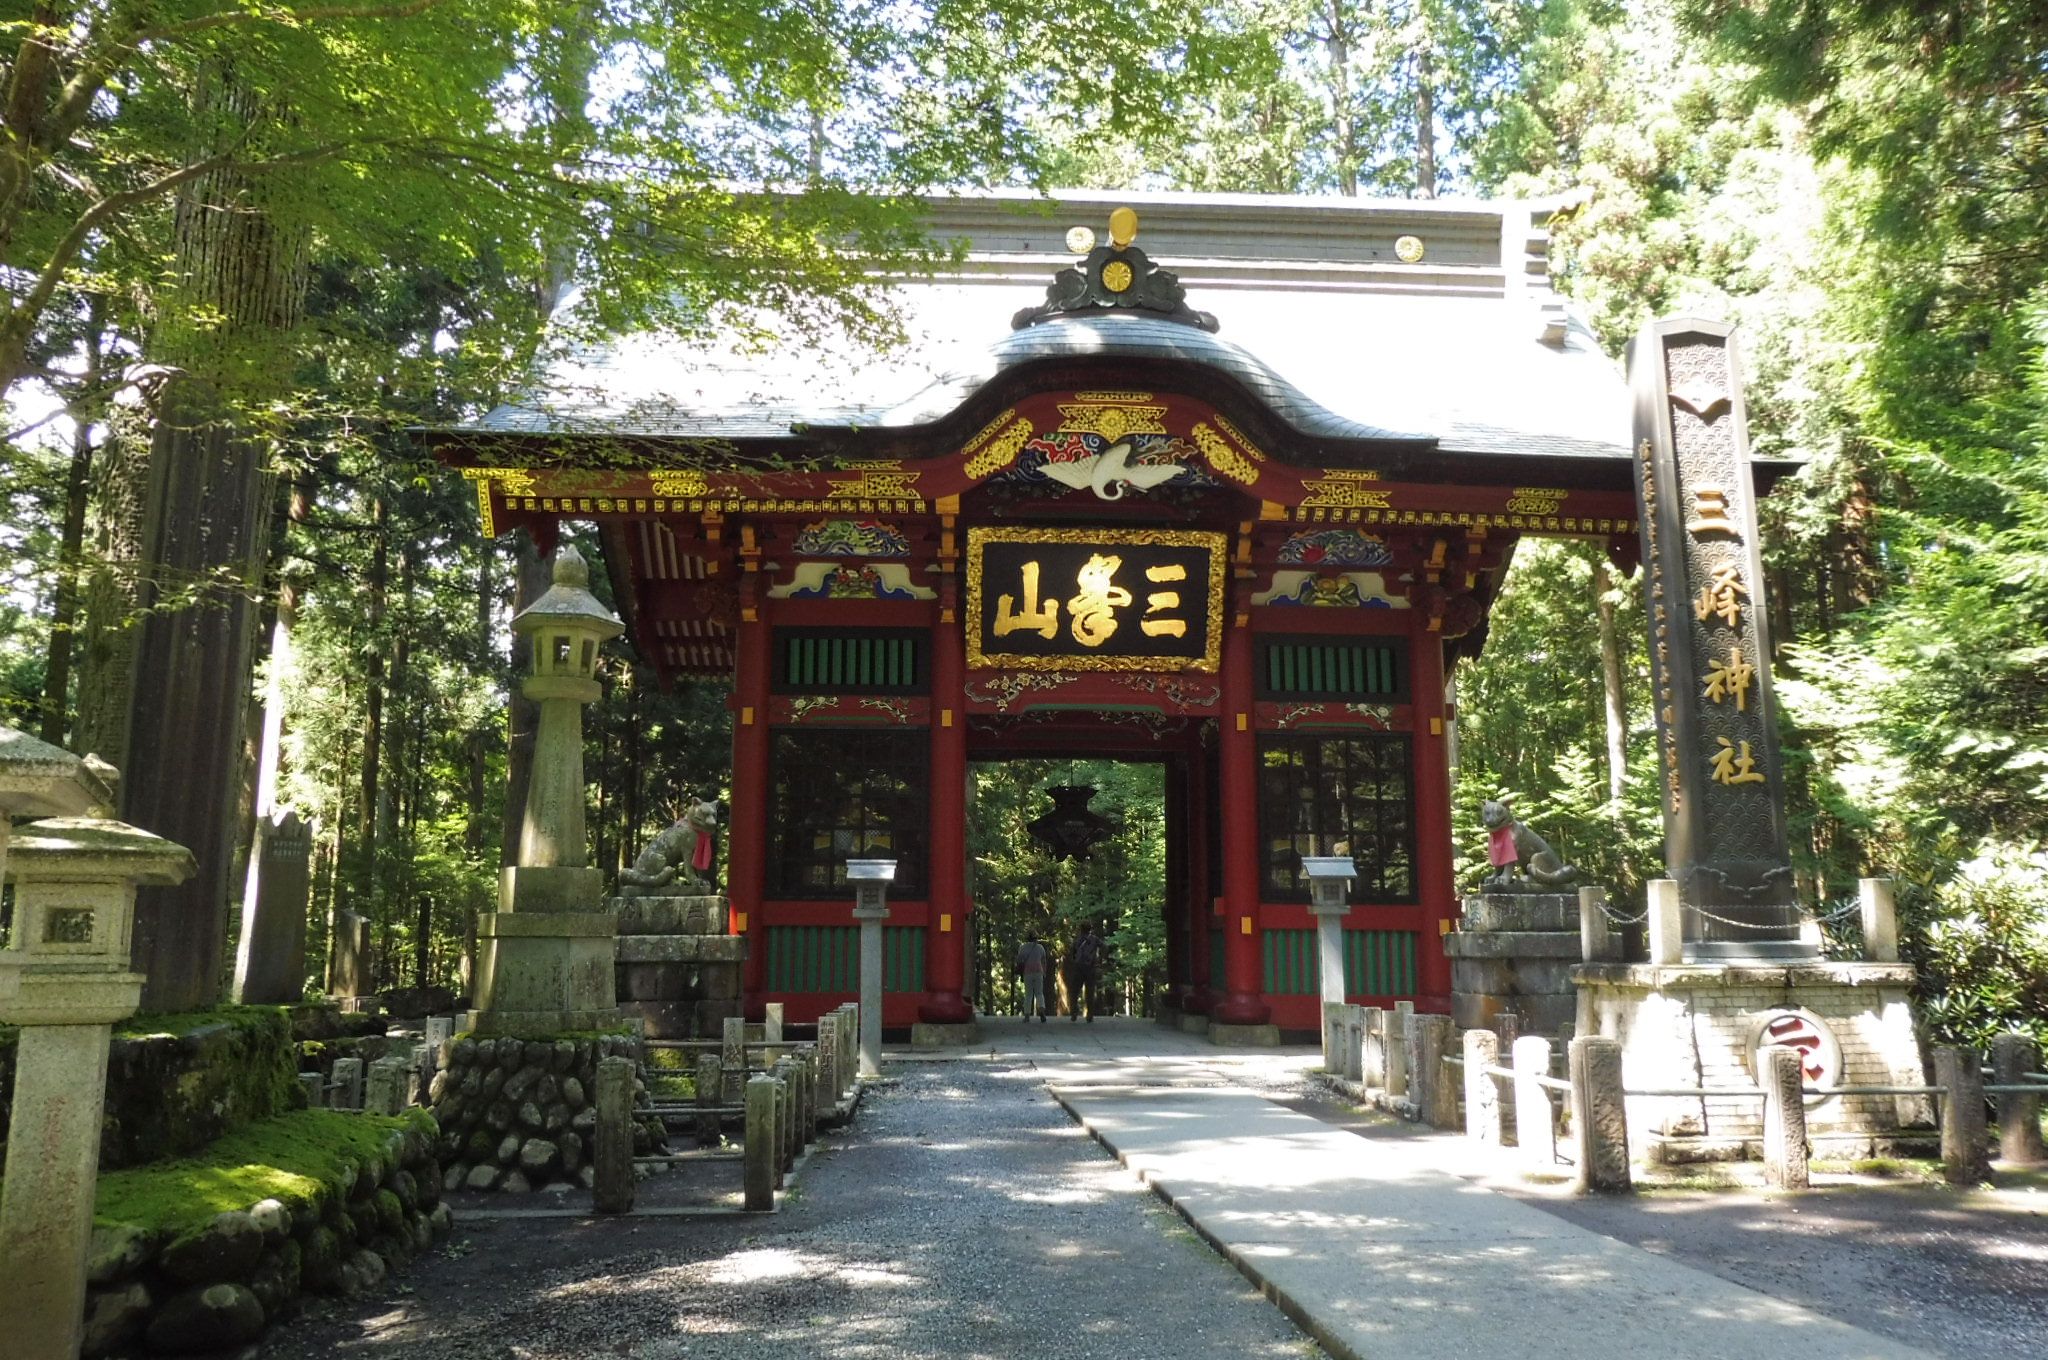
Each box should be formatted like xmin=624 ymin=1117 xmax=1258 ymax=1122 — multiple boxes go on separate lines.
xmin=1027 ymin=785 xmax=1115 ymax=862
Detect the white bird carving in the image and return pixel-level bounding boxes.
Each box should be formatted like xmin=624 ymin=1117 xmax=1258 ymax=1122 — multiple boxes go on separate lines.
xmin=1036 ymin=439 xmax=1187 ymax=500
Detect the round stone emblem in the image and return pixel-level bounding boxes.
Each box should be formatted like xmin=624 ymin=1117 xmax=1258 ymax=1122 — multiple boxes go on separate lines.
xmin=1745 ymin=1008 xmax=1842 ymax=1094
xmin=1394 ymin=234 xmax=1426 ymax=263
xmin=1065 ymin=225 xmax=1096 ymax=254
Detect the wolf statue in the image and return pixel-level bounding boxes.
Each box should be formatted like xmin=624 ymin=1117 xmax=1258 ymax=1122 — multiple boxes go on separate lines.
xmin=617 ymin=798 xmax=720 ymax=898
xmin=1479 ymin=795 xmax=1580 ymax=893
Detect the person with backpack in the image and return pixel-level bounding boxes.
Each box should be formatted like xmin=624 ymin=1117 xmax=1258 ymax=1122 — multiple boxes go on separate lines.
xmin=1015 ymin=934 xmax=1050 ymax=1022
xmin=1071 ymin=925 xmax=1105 ymax=1022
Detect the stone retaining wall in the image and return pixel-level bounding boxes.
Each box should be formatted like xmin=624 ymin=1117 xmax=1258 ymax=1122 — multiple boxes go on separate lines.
xmin=81 ymin=1122 xmax=450 ymax=1356
xmin=428 ymin=1033 xmax=665 ymax=1191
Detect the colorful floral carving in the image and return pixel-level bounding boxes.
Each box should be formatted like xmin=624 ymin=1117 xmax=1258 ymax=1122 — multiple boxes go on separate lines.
xmin=1277 ymin=529 xmax=1392 ymax=567
xmin=792 ymin=519 xmax=911 ymax=558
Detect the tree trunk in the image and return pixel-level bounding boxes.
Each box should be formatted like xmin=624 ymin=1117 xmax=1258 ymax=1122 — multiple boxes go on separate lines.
xmin=71 ymin=413 xmax=149 ymax=771
xmin=1594 ymin=560 xmax=1627 ymax=804
xmin=1321 ymin=4 xmax=1361 ymax=196
xmin=39 ymin=295 xmax=106 ymax=745
xmin=358 ymin=495 xmax=389 ymax=962
xmin=1414 ymin=40 xmax=1438 ymax=197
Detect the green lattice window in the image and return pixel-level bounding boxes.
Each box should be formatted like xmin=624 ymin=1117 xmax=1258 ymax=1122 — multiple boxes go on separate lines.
xmin=1257 ymin=735 xmax=1414 ymax=902
xmin=1256 ymin=635 xmax=1407 ymax=701
xmin=1262 ymin=928 xmax=1419 ymax=997
xmin=774 ymin=629 xmax=926 ymax=694
xmin=768 ymin=729 xmax=929 ymax=897
xmin=766 ymin=925 xmax=925 ymax=993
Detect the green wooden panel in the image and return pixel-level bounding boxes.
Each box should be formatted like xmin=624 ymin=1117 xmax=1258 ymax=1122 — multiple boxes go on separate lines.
xmin=766 ymin=925 xmax=926 ymax=994
xmin=1256 ymin=928 xmax=1422 ymax=997
xmin=1210 ymin=930 xmax=1226 ymax=993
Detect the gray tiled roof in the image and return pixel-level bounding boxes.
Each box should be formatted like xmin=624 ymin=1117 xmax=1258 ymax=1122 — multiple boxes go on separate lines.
xmin=468 ymin=191 xmax=1630 ymax=463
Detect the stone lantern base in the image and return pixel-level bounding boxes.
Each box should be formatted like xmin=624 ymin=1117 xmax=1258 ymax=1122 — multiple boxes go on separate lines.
xmin=469 ymin=866 xmax=622 ymax=1038
xmin=1572 ymin=960 xmax=1934 ymax=1164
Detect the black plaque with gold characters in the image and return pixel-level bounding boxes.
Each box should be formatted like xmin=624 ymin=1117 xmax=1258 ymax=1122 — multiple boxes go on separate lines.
xmin=965 ymin=527 xmax=1226 ymax=672
xmin=1629 ymin=319 xmax=1807 ymax=958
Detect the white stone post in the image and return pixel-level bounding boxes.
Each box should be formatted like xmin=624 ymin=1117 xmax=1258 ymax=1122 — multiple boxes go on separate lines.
xmin=764 ymin=1001 xmax=785 ymax=1044
xmin=0 ymin=818 xmax=192 ymax=1360
xmin=1858 ymin=877 xmax=1899 ymax=963
xmin=848 ymin=860 xmax=895 ymax=1080
xmin=1386 ymin=1001 xmax=1413 ymax=1099
xmin=1464 ymin=1027 xmax=1502 ymax=1145
xmin=1647 ymin=879 xmax=1683 ymax=966
xmin=1579 ymin=885 xmax=1616 ymax=962
xmin=1513 ymin=1035 xmax=1555 ymax=1168
xmin=1361 ymin=1006 xmax=1385 ymax=1087
xmin=1340 ymin=1005 xmax=1364 ymax=1083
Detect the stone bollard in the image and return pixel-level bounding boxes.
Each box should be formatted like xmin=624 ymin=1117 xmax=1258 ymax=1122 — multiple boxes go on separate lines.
xmin=593 ymin=1056 xmax=636 ymax=1214
xmin=1491 ymin=1013 xmax=1519 ymax=1052
xmin=1759 ymin=1044 xmax=1810 ymax=1190
xmin=815 ymin=1013 xmax=838 ymax=1112
xmin=771 ymin=1067 xmax=793 ymax=1185
xmin=425 ymin=1015 xmax=457 ymax=1047
xmin=1646 ymin=879 xmax=1682 ymax=966
xmin=1464 ymin=1028 xmax=1502 ymax=1145
xmin=411 ymin=1041 xmax=436 ymax=1103
xmin=299 ymin=1071 xmax=326 ymax=1108
xmin=1361 ymin=1006 xmax=1385 ymax=1088
xmin=1513 ymin=1036 xmax=1556 ymax=1167
xmin=1934 ymin=1045 xmax=1991 ymax=1185
xmin=1411 ymin=1015 xmax=1456 ymax=1128
xmin=1569 ymin=1036 xmax=1631 ymax=1193
xmin=1579 ymin=885 xmax=1618 ymax=962
xmin=1322 ymin=1001 xmax=1342 ymax=1073
xmin=722 ymin=1016 xmax=748 ymax=1104
xmin=842 ymin=1001 xmax=861 ymax=1092
xmin=695 ymin=1053 xmax=722 ymax=1146
xmin=1341 ymin=1005 xmax=1364 ymax=1083
xmin=1858 ymin=877 xmax=1900 ymax=964
xmin=364 ymin=1055 xmax=411 ymax=1115
xmin=801 ymin=1049 xmax=819 ymax=1146
xmin=764 ymin=1001 xmax=785 ymax=1043
xmin=744 ymin=1074 xmax=778 ymax=1211
xmin=1991 ymin=1033 xmax=2046 ymax=1165
xmin=331 ymin=1056 xmax=366 ymax=1111
xmin=1385 ymin=1003 xmax=1411 ymax=1099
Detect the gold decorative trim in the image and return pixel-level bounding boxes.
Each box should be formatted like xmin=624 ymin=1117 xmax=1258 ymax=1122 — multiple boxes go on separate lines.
xmin=1055 ymin=402 xmax=1167 ymax=441
xmin=1211 ymin=415 xmax=1268 ymax=463
xmin=1300 ymin=471 xmax=1393 ymax=508
xmin=964 ymin=526 xmax=1228 ymax=673
xmin=650 ymin=469 xmax=708 ymax=497
xmin=1192 ymin=423 xmax=1258 ymax=485
xmin=826 ymin=469 xmax=921 ymax=500
xmin=1505 ymin=487 xmax=1569 ymax=515
xmin=1072 ymin=390 xmax=1154 ymax=403
xmin=962 ymin=408 xmax=1019 ymax=454
xmin=964 ymin=418 xmax=1034 ymax=478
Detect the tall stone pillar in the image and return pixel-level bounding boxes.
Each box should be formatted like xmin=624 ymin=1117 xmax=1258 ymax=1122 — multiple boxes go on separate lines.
xmin=233 ymin=809 xmax=312 ymax=1003
xmin=1212 ymin=596 xmax=1271 ymax=1032
xmin=0 ymin=819 xmax=193 ymax=1360
xmin=919 ymin=578 xmax=973 ymax=1026
xmin=473 ymin=545 xmax=624 ymax=1036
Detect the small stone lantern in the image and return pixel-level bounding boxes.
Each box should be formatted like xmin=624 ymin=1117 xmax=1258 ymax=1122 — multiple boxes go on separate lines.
xmin=846 ymin=859 xmax=896 ymax=1078
xmin=0 ymin=818 xmax=193 ymax=1359
xmin=1302 ymin=855 xmax=1356 ymax=1069
xmin=472 ymin=544 xmax=626 ymax=1036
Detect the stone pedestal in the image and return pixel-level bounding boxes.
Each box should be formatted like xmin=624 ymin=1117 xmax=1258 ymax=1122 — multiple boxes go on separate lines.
xmin=470 ymin=865 xmax=620 ymax=1036
xmin=1448 ymin=892 xmax=1593 ymax=1036
xmin=1207 ymin=1022 xmax=1282 ymax=1047
xmin=910 ymin=1021 xmax=980 ymax=1048
xmin=612 ymin=894 xmax=744 ymax=1039
xmin=1574 ymin=960 xmax=1933 ymax=1163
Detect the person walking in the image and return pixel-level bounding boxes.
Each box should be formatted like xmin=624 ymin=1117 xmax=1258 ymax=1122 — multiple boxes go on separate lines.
xmin=1016 ymin=934 xmax=1051 ymax=1022
xmin=1071 ymin=925 xmax=1104 ymax=1022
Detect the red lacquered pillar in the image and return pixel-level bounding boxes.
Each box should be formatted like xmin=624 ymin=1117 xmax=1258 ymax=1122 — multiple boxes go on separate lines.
xmin=1211 ymin=607 xmax=1270 ymax=1027
xmin=1161 ymin=751 xmax=1188 ymax=1010
xmin=1411 ymin=617 xmax=1456 ymax=1008
xmin=1183 ymin=740 xmax=1215 ymax=1014
xmin=920 ymin=581 xmax=973 ymax=1024
xmin=732 ymin=572 xmax=771 ymax=1021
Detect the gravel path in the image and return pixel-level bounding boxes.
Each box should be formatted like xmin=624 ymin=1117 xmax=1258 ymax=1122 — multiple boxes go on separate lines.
xmin=259 ymin=1057 xmax=1322 ymax=1360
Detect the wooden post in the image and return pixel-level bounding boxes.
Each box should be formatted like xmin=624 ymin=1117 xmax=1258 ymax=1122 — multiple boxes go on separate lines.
xmin=921 ymin=588 xmax=973 ymax=1025
xmin=593 ymin=1056 xmax=635 ymax=1214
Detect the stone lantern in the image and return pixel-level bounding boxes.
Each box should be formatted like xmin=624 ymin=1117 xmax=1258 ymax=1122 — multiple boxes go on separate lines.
xmin=1302 ymin=855 xmax=1356 ymax=1069
xmin=0 ymin=817 xmax=193 ymax=1359
xmin=846 ymin=859 xmax=896 ymax=1078
xmin=471 ymin=544 xmax=626 ymax=1036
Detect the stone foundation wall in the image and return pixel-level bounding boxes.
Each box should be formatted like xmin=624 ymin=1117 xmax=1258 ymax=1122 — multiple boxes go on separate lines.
xmin=1447 ymin=893 xmax=1597 ymax=1037
xmin=81 ymin=1122 xmax=449 ymax=1357
xmin=613 ymin=895 xmax=745 ymax=1040
xmin=1574 ymin=961 xmax=1934 ymax=1162
xmin=428 ymin=1033 xmax=664 ymax=1191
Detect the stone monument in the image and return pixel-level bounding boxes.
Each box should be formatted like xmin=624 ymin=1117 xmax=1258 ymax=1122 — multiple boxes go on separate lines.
xmin=1571 ymin=321 xmax=1932 ymax=1163
xmin=233 ymin=809 xmax=313 ymax=1004
xmin=470 ymin=544 xmax=624 ymax=1036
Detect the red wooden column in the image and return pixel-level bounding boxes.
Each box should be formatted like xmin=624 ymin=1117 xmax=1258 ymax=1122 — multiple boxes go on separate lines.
xmin=1183 ymin=739 xmax=1215 ymax=1014
xmin=920 ymin=577 xmax=973 ymax=1024
xmin=731 ymin=570 xmax=771 ymax=1021
xmin=1160 ymin=750 xmax=1188 ymax=1010
xmin=1410 ymin=616 xmax=1456 ymax=1008
xmin=1211 ymin=604 xmax=1270 ymax=1027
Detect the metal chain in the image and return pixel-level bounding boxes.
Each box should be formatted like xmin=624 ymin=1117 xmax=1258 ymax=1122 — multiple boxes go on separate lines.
xmin=1592 ymin=898 xmax=1861 ymax=931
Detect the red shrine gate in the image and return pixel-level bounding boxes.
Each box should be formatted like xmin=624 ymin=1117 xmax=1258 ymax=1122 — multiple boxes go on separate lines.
xmin=435 ymin=193 xmax=1642 ymax=1036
